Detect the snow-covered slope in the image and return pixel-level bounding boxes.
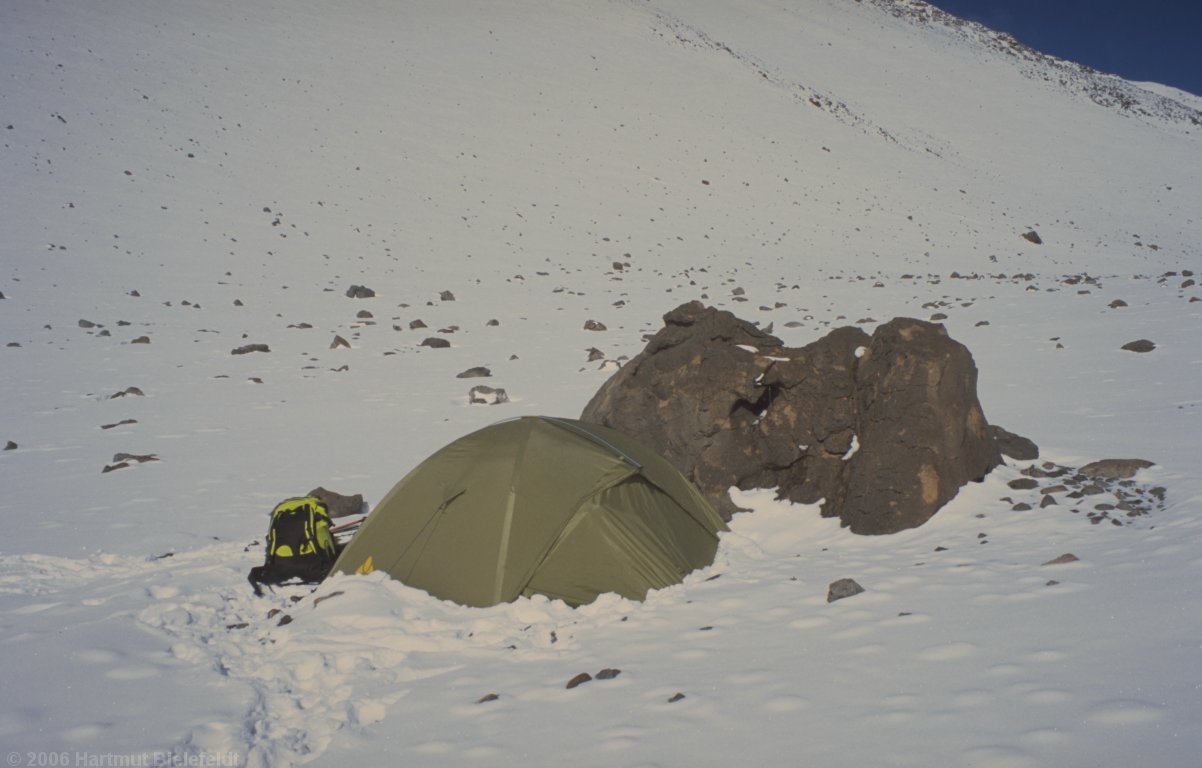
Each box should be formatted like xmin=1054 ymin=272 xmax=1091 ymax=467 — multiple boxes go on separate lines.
xmin=2 ymin=0 xmax=1199 ymax=765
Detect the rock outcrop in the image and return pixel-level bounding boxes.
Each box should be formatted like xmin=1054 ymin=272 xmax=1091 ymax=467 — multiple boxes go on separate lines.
xmin=580 ymin=301 xmax=1004 ymax=534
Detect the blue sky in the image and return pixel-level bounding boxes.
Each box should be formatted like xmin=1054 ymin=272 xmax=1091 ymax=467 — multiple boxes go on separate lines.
xmin=929 ymin=0 xmax=1202 ymax=96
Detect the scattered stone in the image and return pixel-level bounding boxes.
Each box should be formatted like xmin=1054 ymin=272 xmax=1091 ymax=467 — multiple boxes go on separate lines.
xmin=101 ymin=419 xmax=138 ymax=430
xmin=456 ymin=366 xmax=492 ymax=379
xmin=102 ymin=462 xmax=130 ymax=473
xmin=827 ymin=578 xmax=865 ymax=603
xmin=346 ymin=285 xmax=375 ymax=298
xmin=78 ymin=319 xmax=99 ymax=328
xmin=1108 ymin=299 xmax=1128 ymax=308
xmin=356 ymin=310 xmax=374 ymax=319
xmin=566 ymin=672 xmax=592 ymax=689
xmin=312 ymin=590 xmax=346 ymax=607
xmin=231 ymin=343 xmax=270 ymax=355
xmin=409 ymin=319 xmax=427 ymax=330
xmin=277 ymin=614 xmax=293 ymax=626
xmin=1039 ymin=495 xmax=1058 ymax=508
xmin=1012 ymin=502 xmax=1032 ymax=511
xmin=595 ymin=668 xmax=621 ymax=680
xmin=1007 ymin=477 xmax=1039 ymax=490
xmin=1022 ymin=230 xmax=1043 ymax=244
xmin=330 ymin=335 xmax=350 ymax=350
xmin=439 ymin=290 xmax=455 ymax=301
xmin=469 ymin=385 xmax=509 ymax=405
xmin=587 ymin=347 xmax=605 ymax=362
xmin=130 ymin=335 xmax=151 ymax=344
xmin=584 ymin=319 xmax=607 ymax=331
xmin=477 ymin=693 xmax=500 ymax=704
xmin=486 ymin=318 xmax=500 ymax=327
xmin=1120 ymin=339 xmax=1155 ymax=353
xmin=110 ymin=386 xmax=145 ymax=398
xmin=668 ymin=692 xmax=686 ymax=703
xmin=1079 ymin=458 xmax=1155 ymax=480
xmin=113 ymin=452 xmax=158 ymax=464
xmin=4 ymin=440 xmax=16 ymax=451
xmin=420 ymin=337 xmax=450 ymax=349
xmin=1042 ymin=553 xmax=1079 ymax=566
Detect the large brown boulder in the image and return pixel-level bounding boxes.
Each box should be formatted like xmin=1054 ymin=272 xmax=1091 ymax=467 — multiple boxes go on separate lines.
xmin=580 ymin=301 xmax=1003 ymax=534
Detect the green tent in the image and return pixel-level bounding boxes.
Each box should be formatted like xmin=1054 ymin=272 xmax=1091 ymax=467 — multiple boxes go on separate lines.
xmin=329 ymin=415 xmax=728 ymax=607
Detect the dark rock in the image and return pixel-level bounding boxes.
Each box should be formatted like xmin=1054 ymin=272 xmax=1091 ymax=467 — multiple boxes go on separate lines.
xmin=456 ymin=366 xmax=492 ymax=379
xmin=1007 ymin=478 xmax=1039 ymax=490
xmin=1042 ymin=553 xmax=1079 ymax=566
xmin=587 ymin=347 xmax=605 ymax=362
xmin=1022 ymin=230 xmax=1043 ymax=244
xmin=330 ymin=335 xmax=350 ymax=350
xmin=1121 ymin=339 xmax=1155 ymax=353
xmin=100 ymin=419 xmax=138 ymax=430
xmin=346 ymin=285 xmax=375 ymax=299
xmin=477 ymin=693 xmax=500 ymax=703
xmin=130 ymin=336 xmax=151 ymax=344
xmin=1039 ymin=494 xmax=1058 ymax=508
xmin=110 ymin=386 xmax=145 ymax=398
xmin=584 ymin=319 xmax=607 ymax=331
xmin=4 ymin=440 xmax=16 ymax=451
xmin=581 ymin=302 xmax=1001 ymax=533
xmin=409 ymin=319 xmax=427 ymax=330
xmin=1079 ymin=458 xmax=1155 ymax=480
xmin=827 ymin=578 xmax=865 ymax=603
xmin=420 ymin=337 xmax=450 ymax=349
xmin=990 ymin=425 xmax=1039 ymax=460
xmin=668 ymin=692 xmax=686 ymax=703
xmin=231 ymin=344 xmax=270 ymax=355
xmin=440 ymin=290 xmax=455 ymax=301
xmin=1012 ymin=502 xmax=1032 ymax=511
xmin=307 ymin=487 xmax=365 ymax=519
xmin=78 ymin=319 xmax=98 ymax=328
xmin=356 ymin=310 xmax=374 ymax=319
xmin=566 ymin=672 xmax=592 ymax=689
xmin=1108 ymin=299 xmax=1128 ymax=309
xmin=312 ymin=590 xmax=345 ymax=607
xmin=595 ymin=668 xmax=621 ymax=680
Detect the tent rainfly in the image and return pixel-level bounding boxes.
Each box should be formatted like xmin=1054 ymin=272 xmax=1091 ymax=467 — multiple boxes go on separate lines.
xmin=329 ymin=416 xmax=728 ymax=607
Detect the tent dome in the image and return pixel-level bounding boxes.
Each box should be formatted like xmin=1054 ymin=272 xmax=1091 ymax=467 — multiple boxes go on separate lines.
xmin=329 ymin=416 xmax=727 ymax=607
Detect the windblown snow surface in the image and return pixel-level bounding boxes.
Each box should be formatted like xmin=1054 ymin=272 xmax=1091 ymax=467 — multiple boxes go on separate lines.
xmin=2 ymin=1 xmax=1200 ymax=766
